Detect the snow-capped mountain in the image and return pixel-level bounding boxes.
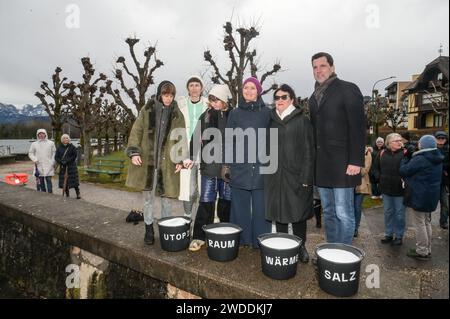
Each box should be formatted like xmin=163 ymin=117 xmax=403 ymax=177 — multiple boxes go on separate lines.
xmin=0 ymin=103 xmax=48 ymax=124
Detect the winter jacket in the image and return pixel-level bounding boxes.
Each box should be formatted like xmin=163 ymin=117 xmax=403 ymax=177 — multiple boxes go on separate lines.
xmin=369 ymin=145 xmax=384 ymax=183
xmin=125 ymin=98 xmax=187 ymax=197
xmin=309 ymin=78 xmax=366 ymax=188
xmin=355 ymin=148 xmax=372 ymax=195
xmin=55 ymin=143 xmax=79 ymax=189
xmin=264 ymin=108 xmax=315 ymax=223
xmin=225 ymin=96 xmax=271 ymax=190
xmin=190 ymin=107 xmax=232 ymax=178
xmin=399 ymin=148 xmax=444 ymax=212
xmin=28 ymin=129 xmax=56 ymax=177
xmin=437 ymin=144 xmax=449 ymax=187
xmin=372 ymin=148 xmax=407 ymax=196
xmin=177 ymin=96 xmax=208 ymax=201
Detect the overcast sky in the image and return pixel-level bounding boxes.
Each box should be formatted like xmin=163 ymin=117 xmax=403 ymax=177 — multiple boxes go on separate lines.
xmin=0 ymin=0 xmax=448 ymax=112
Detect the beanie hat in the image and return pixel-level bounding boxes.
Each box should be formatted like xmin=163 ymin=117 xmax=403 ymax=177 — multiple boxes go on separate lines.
xmin=243 ymin=77 xmax=263 ymax=96
xmin=419 ymin=135 xmax=437 ymax=150
xmin=434 ymin=131 xmax=448 ymax=139
xmin=208 ymin=84 xmax=231 ymax=103
xmin=186 ymin=75 xmax=204 ymax=89
xmin=376 ymin=137 xmax=384 ymax=144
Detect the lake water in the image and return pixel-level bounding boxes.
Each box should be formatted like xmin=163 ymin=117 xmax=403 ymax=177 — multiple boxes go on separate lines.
xmin=0 ymin=139 xmax=81 ymax=155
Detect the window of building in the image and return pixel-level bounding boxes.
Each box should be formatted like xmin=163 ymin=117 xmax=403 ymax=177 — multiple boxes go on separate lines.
xmin=414 ymin=116 xmax=418 ymax=128
xmin=433 ymin=114 xmax=443 ymax=127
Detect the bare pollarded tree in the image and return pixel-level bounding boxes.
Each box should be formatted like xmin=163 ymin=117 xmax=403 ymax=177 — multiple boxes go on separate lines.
xmin=63 ymin=57 xmax=107 ymax=166
xmin=35 ymin=67 xmax=69 ymax=146
xmin=204 ymin=21 xmax=281 ymax=106
xmin=106 ymin=38 xmax=164 ymax=123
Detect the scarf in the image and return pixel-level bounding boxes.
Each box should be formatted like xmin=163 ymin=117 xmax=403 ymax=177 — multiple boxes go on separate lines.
xmin=313 ymin=73 xmax=337 ymax=105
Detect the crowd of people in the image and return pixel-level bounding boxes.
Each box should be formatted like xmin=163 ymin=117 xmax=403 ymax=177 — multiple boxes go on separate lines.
xmin=27 ymin=51 xmax=448 ymax=263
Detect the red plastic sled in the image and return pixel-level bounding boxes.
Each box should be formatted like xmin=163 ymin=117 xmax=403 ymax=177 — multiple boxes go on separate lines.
xmin=5 ymin=173 xmax=28 ymax=185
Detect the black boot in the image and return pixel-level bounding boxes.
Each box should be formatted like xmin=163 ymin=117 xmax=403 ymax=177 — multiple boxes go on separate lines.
xmin=65 ymin=188 xmax=70 ymax=197
xmin=314 ymin=203 xmax=322 ymax=228
xmin=299 ymin=244 xmax=310 ymax=263
xmin=144 ymin=223 xmax=155 ymax=245
xmin=75 ymin=187 xmax=81 ymax=199
xmin=217 ymin=199 xmax=231 ymax=222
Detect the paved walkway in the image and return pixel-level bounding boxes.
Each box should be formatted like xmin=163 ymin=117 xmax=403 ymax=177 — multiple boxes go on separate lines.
xmin=1 ymin=161 xmax=448 ymax=298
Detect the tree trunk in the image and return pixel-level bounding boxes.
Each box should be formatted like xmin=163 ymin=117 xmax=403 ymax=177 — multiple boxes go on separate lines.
xmin=83 ymin=128 xmax=92 ymax=167
xmin=53 ymin=120 xmax=63 ymax=147
xmin=113 ymin=129 xmax=118 ymax=152
xmin=105 ymin=133 xmax=110 ymax=155
xmin=97 ymin=137 xmax=103 ymax=157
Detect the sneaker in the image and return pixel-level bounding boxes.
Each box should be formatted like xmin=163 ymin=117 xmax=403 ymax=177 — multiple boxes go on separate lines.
xmin=406 ymin=248 xmax=430 ymax=260
xmin=371 ymin=196 xmax=377 ymax=199
xmin=380 ymin=236 xmax=393 ymax=244
xmin=189 ymin=239 xmax=205 ymax=252
xmin=440 ymin=223 xmax=448 ymax=230
xmin=391 ymin=238 xmax=403 ymax=246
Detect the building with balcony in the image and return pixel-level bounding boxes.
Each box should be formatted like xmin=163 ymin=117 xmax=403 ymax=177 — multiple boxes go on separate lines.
xmin=403 ymin=56 xmax=449 ymax=135
xmin=384 ymin=81 xmax=412 ymax=129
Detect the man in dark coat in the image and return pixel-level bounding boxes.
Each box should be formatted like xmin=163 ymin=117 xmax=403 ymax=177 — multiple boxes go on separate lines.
xmin=308 ymin=52 xmax=366 ymax=245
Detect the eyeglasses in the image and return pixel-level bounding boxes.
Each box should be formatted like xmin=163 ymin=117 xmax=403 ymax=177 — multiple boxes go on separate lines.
xmin=274 ymin=94 xmax=289 ymax=101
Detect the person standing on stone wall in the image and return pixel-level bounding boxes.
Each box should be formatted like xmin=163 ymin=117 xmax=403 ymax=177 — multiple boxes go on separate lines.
xmin=177 ymin=76 xmax=209 ymax=218
xmin=308 ymin=52 xmax=366 ymax=245
xmin=126 ymin=81 xmax=187 ymax=245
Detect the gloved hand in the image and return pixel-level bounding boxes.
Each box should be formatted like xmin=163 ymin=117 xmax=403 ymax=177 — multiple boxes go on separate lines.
xmin=221 ymin=165 xmax=231 ymax=183
xmin=405 ymin=144 xmax=415 ymax=159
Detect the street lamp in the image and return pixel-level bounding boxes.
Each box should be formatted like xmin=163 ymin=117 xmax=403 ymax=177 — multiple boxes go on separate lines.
xmin=371 ymin=76 xmax=396 ymax=143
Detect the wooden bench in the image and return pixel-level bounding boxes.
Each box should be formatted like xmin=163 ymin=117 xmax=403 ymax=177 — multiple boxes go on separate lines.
xmin=84 ymin=159 xmax=125 ymax=181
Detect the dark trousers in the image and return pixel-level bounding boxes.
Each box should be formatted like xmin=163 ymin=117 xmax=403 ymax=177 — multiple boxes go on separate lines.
xmin=37 ymin=176 xmax=53 ymax=193
xmin=192 ymin=199 xmax=231 ymax=241
xmin=230 ymin=188 xmax=271 ymax=248
xmin=64 ymin=186 xmax=80 ymax=197
xmin=314 ymin=199 xmax=322 ymax=226
xmin=439 ymin=185 xmax=449 ymax=225
xmin=276 ymin=221 xmax=307 ymax=245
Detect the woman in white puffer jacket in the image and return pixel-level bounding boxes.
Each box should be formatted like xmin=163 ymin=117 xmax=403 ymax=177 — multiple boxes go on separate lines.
xmin=28 ymin=128 xmax=56 ymax=193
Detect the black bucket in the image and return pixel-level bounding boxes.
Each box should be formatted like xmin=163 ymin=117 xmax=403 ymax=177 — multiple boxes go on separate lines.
xmin=202 ymin=223 xmax=242 ymax=262
xmin=257 ymin=233 xmax=302 ymax=280
xmin=315 ymin=243 xmax=365 ymax=297
xmin=157 ymin=216 xmax=191 ymax=252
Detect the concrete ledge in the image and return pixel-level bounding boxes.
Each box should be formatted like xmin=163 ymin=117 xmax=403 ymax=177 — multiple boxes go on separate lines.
xmin=0 ymin=183 xmax=283 ymax=298
xmin=1 ymin=182 xmax=442 ymax=299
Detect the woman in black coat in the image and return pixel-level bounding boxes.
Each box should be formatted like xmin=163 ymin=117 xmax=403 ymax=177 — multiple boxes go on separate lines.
xmin=265 ymin=84 xmax=315 ymax=263
xmin=55 ymin=134 xmax=80 ymax=198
